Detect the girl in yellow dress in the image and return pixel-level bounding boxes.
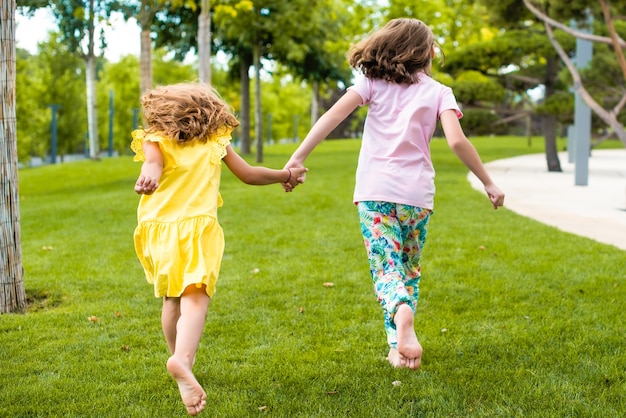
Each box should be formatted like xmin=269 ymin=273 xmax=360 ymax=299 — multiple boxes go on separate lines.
xmin=132 ymin=82 xmax=307 ymax=416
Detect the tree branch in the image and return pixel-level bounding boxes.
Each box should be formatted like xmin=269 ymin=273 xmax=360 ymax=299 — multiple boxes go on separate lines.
xmin=504 ymin=73 xmax=542 ymax=86
xmin=543 ymin=21 xmax=611 ymax=123
xmin=522 ymin=0 xmax=626 ymax=48
xmin=612 ymin=90 xmax=626 ymax=116
xmin=599 ymin=0 xmax=626 ymax=80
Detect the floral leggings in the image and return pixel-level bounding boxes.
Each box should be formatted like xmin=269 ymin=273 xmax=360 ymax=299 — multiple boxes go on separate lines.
xmin=357 ymin=201 xmax=432 ymax=349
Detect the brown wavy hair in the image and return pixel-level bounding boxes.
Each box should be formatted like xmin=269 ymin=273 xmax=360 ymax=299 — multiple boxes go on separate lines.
xmin=348 ymin=18 xmax=441 ymax=84
xmin=141 ymin=82 xmax=240 ymax=143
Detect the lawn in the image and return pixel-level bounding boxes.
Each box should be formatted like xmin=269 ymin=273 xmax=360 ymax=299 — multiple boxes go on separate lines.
xmin=1 ymin=136 xmax=624 ymax=417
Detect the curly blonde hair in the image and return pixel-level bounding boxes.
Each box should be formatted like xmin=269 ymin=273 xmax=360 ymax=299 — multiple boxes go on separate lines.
xmin=348 ymin=18 xmax=441 ymax=84
xmin=141 ymin=82 xmax=240 ymax=143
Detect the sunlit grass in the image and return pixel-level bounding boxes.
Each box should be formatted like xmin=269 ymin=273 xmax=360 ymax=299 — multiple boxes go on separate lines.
xmin=1 ymin=136 xmax=624 ymax=417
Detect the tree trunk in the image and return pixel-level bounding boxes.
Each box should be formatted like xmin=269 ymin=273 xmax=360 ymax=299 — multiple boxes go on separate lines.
xmin=0 ymin=0 xmax=27 ymax=314
xmin=254 ymin=43 xmax=263 ymax=163
xmin=543 ymin=56 xmax=562 ymax=172
xmin=198 ymin=0 xmax=211 ymax=83
xmin=240 ymin=54 xmax=251 ymax=155
xmin=310 ymin=80 xmax=320 ymax=126
xmin=86 ymin=0 xmax=99 ymax=160
xmin=85 ymin=55 xmax=99 ymax=159
xmin=139 ymin=28 xmax=152 ymax=95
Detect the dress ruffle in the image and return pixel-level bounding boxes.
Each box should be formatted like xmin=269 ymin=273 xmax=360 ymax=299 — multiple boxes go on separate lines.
xmin=133 ymin=215 xmax=225 ymax=298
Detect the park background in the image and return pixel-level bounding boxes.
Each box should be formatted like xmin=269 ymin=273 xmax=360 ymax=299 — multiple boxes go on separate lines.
xmin=3 ymin=0 xmax=626 ymax=416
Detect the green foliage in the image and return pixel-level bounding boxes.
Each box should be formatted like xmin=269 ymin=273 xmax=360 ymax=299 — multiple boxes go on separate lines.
xmin=16 ymin=36 xmax=315 ymax=160
xmin=18 ymin=0 xmax=118 ymax=55
xmin=386 ymin=0 xmax=501 ymax=54
xmin=15 ymin=35 xmax=87 ymax=164
xmin=16 ymin=49 xmax=49 ymax=163
xmin=2 ymin=138 xmax=625 ymax=416
xmin=257 ymin=70 xmax=311 ymax=142
xmin=536 ymin=90 xmax=574 ymax=124
xmin=458 ymin=109 xmax=507 ymax=136
xmin=97 ymin=55 xmax=141 ymax=156
xmin=452 ymin=70 xmax=505 ymax=105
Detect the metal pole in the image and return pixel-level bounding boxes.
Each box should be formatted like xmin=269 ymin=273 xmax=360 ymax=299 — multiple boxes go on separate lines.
xmin=108 ymin=89 xmax=114 ymax=157
xmin=573 ymin=16 xmax=593 ymax=186
xmin=48 ymin=104 xmax=60 ymax=164
xmin=132 ymin=108 xmax=140 ymax=130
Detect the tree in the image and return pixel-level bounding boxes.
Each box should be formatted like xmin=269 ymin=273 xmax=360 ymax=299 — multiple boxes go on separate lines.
xmin=1 ymin=0 xmax=27 ymax=314
xmin=213 ymin=0 xmax=345 ymax=161
xmin=444 ymin=0 xmax=569 ymax=171
xmin=198 ymin=0 xmax=211 ymax=82
xmin=16 ymin=49 xmax=49 ymax=163
xmin=523 ymin=0 xmax=626 ymax=147
xmin=37 ymin=34 xmax=88 ymax=158
xmin=279 ymin=0 xmax=359 ymax=125
xmin=18 ymin=0 xmax=119 ymax=160
xmin=136 ymin=0 xmax=162 ymax=94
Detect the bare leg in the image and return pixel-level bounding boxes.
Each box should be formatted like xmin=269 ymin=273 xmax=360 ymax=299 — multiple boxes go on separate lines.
xmin=394 ymin=303 xmax=422 ymax=370
xmin=162 ymin=297 xmax=181 ymax=355
xmin=166 ymin=285 xmax=211 ymax=416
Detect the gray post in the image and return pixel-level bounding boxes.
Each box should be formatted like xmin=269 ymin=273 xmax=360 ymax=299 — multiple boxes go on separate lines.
xmin=266 ymin=113 xmax=272 ymax=145
xmin=567 ymin=125 xmax=575 ymax=163
xmin=573 ymin=18 xmax=593 ymax=186
xmin=48 ymin=104 xmax=60 ymax=164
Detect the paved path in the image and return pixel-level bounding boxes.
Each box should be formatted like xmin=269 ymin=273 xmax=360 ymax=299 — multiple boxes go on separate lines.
xmin=467 ymin=149 xmax=626 ymax=251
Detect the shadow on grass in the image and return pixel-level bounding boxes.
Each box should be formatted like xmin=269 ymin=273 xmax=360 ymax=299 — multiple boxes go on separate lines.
xmin=26 ymin=288 xmax=64 ymax=312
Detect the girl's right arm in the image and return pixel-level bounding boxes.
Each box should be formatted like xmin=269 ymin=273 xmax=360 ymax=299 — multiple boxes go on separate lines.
xmin=286 ymin=90 xmax=362 ymax=168
xmin=223 ymin=145 xmax=308 ymax=188
xmin=135 ymin=140 xmax=163 ymax=195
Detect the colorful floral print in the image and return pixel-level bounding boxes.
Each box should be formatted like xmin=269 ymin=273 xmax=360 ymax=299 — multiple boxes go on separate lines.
xmin=357 ymin=201 xmax=432 ymax=348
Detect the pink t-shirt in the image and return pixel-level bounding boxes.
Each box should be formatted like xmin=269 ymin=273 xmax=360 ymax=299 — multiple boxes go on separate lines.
xmin=348 ymin=74 xmax=462 ymax=210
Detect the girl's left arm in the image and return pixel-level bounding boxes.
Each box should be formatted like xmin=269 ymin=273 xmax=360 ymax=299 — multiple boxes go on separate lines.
xmin=222 ymin=145 xmax=308 ymax=188
xmin=440 ymin=110 xmax=505 ymax=209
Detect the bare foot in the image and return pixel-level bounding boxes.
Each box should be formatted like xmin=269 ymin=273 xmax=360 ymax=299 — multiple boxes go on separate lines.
xmin=395 ymin=304 xmax=422 ymax=370
xmin=167 ymin=356 xmax=207 ymax=416
xmin=387 ymin=348 xmax=406 ymax=368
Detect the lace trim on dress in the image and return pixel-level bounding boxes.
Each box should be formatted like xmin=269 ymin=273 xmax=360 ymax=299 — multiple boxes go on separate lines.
xmin=210 ymin=127 xmax=232 ymax=164
xmin=130 ymin=129 xmax=146 ymax=162
xmin=131 ymin=129 xmax=164 ymax=162
xmin=131 ymin=127 xmax=232 ymax=164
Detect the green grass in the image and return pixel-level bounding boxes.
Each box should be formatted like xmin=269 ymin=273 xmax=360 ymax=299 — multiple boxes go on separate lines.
xmin=1 ymin=136 xmax=625 ymax=417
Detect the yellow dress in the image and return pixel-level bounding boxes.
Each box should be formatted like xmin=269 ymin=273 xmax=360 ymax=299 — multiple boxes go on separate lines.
xmin=131 ymin=128 xmax=231 ymax=298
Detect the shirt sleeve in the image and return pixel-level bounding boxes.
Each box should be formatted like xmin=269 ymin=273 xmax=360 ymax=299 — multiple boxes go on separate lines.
xmin=347 ymin=73 xmax=371 ymax=106
xmin=130 ymin=130 xmax=164 ymax=162
xmin=439 ymin=85 xmax=463 ymax=119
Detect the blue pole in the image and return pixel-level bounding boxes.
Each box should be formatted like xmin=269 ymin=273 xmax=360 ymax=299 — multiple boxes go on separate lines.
xmin=572 ymin=16 xmax=593 ymax=186
xmin=132 ymin=108 xmax=140 ymax=130
xmin=108 ymin=89 xmax=114 ymax=157
xmin=48 ymin=104 xmax=60 ymax=164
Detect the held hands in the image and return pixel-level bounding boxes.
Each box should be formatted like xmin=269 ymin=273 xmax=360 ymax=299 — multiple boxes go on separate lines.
xmin=282 ymin=163 xmax=308 ymax=192
xmin=135 ymin=175 xmax=159 ymax=195
xmin=485 ymin=183 xmax=505 ymax=209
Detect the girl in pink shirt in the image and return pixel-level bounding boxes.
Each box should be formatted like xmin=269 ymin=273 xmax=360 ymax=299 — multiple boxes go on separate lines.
xmin=285 ymin=18 xmax=504 ymax=370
